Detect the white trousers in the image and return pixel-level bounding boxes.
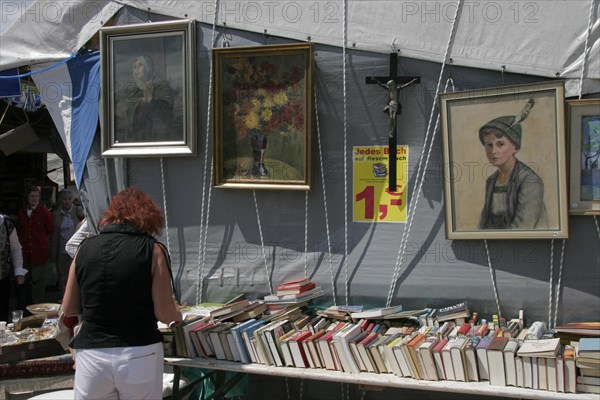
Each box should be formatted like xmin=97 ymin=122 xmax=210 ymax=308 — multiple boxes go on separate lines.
xmin=73 ymin=342 xmax=164 ymax=400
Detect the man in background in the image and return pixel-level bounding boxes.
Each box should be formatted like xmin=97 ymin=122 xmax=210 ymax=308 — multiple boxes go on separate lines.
xmin=17 ymin=186 xmax=54 ymax=309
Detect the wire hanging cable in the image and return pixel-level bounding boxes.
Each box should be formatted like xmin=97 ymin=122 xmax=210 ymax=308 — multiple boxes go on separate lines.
xmin=314 ymin=86 xmax=337 ymax=305
xmin=577 ymin=0 xmax=596 ymax=100
xmin=304 ymin=191 xmax=309 ymax=278
xmin=196 ymin=0 xmax=221 ymax=304
xmin=484 ymin=240 xmax=503 ymax=319
xmin=341 ymin=0 xmax=349 ymax=306
xmin=385 ymin=0 xmax=463 ymax=307
xmin=253 ymin=190 xmax=272 ymax=293
xmin=553 ymin=239 xmax=566 ymax=329
xmin=548 ymin=239 xmax=555 ymax=328
xmin=160 ymin=157 xmax=171 ymax=253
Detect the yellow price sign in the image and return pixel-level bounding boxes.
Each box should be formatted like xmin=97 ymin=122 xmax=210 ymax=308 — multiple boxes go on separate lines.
xmin=353 ymin=145 xmax=408 ymax=223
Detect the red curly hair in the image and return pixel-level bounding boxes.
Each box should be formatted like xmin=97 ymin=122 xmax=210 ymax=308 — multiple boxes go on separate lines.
xmin=99 ymin=187 xmax=164 ymax=236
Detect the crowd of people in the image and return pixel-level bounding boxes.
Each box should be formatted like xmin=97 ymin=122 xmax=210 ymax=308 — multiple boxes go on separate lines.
xmin=1 ymin=186 xmax=83 ymax=322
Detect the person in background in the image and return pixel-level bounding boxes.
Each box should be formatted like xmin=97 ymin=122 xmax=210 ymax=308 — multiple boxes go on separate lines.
xmin=62 ymin=187 xmax=182 ymax=399
xmin=0 ymin=213 xmax=26 ymax=322
xmin=65 ymin=217 xmax=92 ymax=259
xmin=50 ymin=189 xmax=84 ymax=302
xmin=17 ymin=186 xmax=54 ymax=309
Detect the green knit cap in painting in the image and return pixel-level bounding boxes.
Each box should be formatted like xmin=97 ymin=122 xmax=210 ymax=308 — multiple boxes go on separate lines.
xmin=479 ymin=115 xmax=522 ymax=148
xmin=478 ymin=98 xmax=536 ymax=148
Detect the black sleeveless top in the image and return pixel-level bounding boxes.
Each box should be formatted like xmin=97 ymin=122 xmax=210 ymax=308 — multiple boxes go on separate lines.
xmin=71 ymin=223 xmax=162 ymax=348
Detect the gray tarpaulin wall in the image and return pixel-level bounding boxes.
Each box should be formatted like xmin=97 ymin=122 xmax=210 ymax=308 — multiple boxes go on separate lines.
xmin=4 ymin=3 xmax=599 ymax=399
xmin=84 ymin=8 xmax=599 ymax=324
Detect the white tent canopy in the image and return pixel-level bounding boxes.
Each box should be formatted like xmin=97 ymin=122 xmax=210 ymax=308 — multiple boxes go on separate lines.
xmin=1 ymin=0 xmax=599 ymax=95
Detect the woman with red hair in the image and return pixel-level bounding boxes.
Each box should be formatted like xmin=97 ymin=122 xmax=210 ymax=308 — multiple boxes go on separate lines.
xmin=62 ymin=187 xmax=182 ymax=399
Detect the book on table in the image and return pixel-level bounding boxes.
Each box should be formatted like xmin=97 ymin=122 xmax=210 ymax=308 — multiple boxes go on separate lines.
xmin=546 ymin=355 xmax=558 ymax=392
xmin=503 ymin=339 xmax=519 ymax=387
xmin=278 ymin=329 xmax=299 ymax=367
xmin=463 ymin=336 xmax=480 ymax=382
xmin=441 ymin=337 xmax=456 ymax=381
xmin=350 ymin=304 xmax=403 ymax=319
xmin=230 ymin=319 xmax=258 ymax=364
xmin=578 ymin=337 xmax=600 ymax=359
xmin=417 ymin=337 xmax=440 ymax=381
xmin=288 ymin=330 xmax=313 ymax=368
xmin=449 ymin=336 xmax=469 ymax=382
xmin=383 ymin=335 xmax=405 ymax=377
xmin=276 ymin=277 xmax=311 ymax=290
xmin=487 ymin=336 xmax=509 ymax=386
xmin=432 ymin=337 xmax=449 ymax=380
xmin=356 ymin=331 xmax=380 ymax=373
xmin=577 ymin=383 xmax=600 ymax=394
xmin=516 ymin=338 xmax=560 ymax=358
xmin=209 ymin=299 xmax=251 ymax=318
xmin=554 ymin=321 xmax=600 ymax=336
xmin=275 ymin=281 xmax=316 ymax=295
xmin=332 ymin=323 xmax=363 ymax=373
xmin=563 ymin=346 xmax=577 ymax=393
xmin=515 ymin=356 xmax=524 ymax=388
xmin=436 ymin=301 xmax=469 ymax=322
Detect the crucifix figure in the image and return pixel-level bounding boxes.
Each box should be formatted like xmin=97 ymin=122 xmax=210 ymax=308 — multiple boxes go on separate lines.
xmin=366 ymin=53 xmax=420 ymax=192
xmin=376 ymin=78 xmax=419 ymax=140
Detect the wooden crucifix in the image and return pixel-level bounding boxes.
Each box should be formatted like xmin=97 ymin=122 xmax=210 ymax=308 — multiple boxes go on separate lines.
xmin=366 ymin=53 xmax=420 ymax=192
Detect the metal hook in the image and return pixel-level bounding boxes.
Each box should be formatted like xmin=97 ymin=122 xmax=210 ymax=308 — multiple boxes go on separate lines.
xmin=221 ymin=22 xmax=230 ymax=47
xmin=501 ymin=65 xmax=506 ymax=84
xmin=391 ymin=37 xmax=399 ymax=53
xmin=263 ymin=29 xmax=268 ymax=45
xmin=146 ymin=7 xmax=152 ymax=23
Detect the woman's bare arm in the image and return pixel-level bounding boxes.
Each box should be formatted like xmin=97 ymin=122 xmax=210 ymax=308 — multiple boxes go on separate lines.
xmin=61 ymin=258 xmax=81 ymax=317
xmin=151 ymin=243 xmax=183 ymax=325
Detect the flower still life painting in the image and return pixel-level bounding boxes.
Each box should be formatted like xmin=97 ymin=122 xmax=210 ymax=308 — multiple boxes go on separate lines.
xmin=213 ymin=43 xmax=313 ymax=190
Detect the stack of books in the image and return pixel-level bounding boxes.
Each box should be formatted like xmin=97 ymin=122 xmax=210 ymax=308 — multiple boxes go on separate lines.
xmin=576 ymin=337 xmax=600 ymax=394
xmin=263 ymin=277 xmax=324 ymax=306
xmin=163 ymin=296 xmax=600 ymax=397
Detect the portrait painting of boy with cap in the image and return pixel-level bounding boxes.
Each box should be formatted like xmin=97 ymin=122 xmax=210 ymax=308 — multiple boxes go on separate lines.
xmin=440 ymin=81 xmax=569 ymax=239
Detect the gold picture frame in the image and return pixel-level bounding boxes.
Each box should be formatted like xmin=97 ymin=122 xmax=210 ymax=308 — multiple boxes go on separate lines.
xmin=567 ymin=98 xmax=600 ymax=215
xmin=440 ymin=81 xmax=569 ymax=239
xmin=212 ymin=43 xmax=313 ymax=190
xmin=100 ymin=20 xmax=196 ymax=157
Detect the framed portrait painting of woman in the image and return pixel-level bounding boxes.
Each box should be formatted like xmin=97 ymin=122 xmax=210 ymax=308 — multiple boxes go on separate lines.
xmin=440 ymin=81 xmax=569 ymax=239
xmin=100 ymin=20 xmax=196 ymax=157
xmin=212 ymin=43 xmax=313 ymax=190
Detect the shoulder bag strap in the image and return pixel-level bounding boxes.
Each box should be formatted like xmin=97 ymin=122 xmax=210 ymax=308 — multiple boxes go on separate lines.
xmin=153 ymin=239 xmax=178 ymax=299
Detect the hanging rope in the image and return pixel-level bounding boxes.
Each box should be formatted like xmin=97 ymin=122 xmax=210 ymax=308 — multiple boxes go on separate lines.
xmin=341 ymin=0 xmax=349 ymax=305
xmin=253 ymin=190 xmax=272 ymax=293
xmin=385 ymin=0 xmax=463 ymax=307
xmin=314 ymin=86 xmax=337 ymax=305
xmin=160 ymin=157 xmax=171 ymax=253
xmin=548 ymin=239 xmax=555 ymax=328
xmin=577 ymin=0 xmax=596 ymax=100
xmin=553 ymin=239 xmax=566 ymax=329
xmin=304 ymin=191 xmax=309 ymax=278
xmin=0 ymin=54 xmax=77 ymax=79
xmin=484 ymin=240 xmax=503 ymax=319
xmin=595 ymin=216 xmax=600 ymax=241
xmin=285 ymin=377 xmax=290 ymax=400
xmin=196 ymin=0 xmax=221 ymax=304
